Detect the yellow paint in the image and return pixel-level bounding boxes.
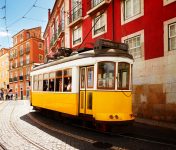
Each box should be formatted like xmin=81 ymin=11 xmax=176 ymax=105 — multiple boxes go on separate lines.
xmin=92 ymin=91 xmax=134 ymax=121
xmin=31 ymin=90 xmax=134 ymax=122
xmin=31 ymin=92 xmax=79 ymax=115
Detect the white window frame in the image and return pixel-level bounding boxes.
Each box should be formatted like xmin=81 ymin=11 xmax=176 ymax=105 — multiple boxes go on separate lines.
xmin=26 ymin=55 xmax=30 ymax=64
xmin=92 ymin=12 xmax=107 ymax=38
xmin=164 ymin=17 xmax=176 ymax=56
xmin=72 ymin=25 xmax=82 ymax=47
xmin=168 ymin=23 xmax=176 ymax=51
xmin=121 ymin=0 xmax=144 ymax=25
xmin=38 ymin=42 xmax=43 ymax=49
xmin=20 ymin=57 xmax=23 ymax=66
xmin=163 ymin=0 xmax=176 ymax=6
xmin=122 ymin=30 xmax=144 ymax=60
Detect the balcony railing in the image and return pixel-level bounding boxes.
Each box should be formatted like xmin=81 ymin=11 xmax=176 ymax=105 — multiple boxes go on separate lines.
xmin=68 ymin=2 xmax=83 ymax=27
xmin=87 ymin=0 xmax=111 ymax=15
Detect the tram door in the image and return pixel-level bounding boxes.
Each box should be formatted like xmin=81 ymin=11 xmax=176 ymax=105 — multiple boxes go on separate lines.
xmin=79 ymin=66 xmax=94 ymax=115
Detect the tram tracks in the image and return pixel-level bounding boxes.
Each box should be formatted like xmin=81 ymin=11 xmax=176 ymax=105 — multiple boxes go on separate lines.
xmin=0 ymin=101 xmax=10 ymax=150
xmin=27 ymin=111 xmax=176 ymax=149
xmin=9 ymin=101 xmax=50 ymax=150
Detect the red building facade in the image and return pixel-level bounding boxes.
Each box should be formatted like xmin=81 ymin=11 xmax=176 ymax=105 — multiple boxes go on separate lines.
xmin=44 ymin=0 xmax=176 ymax=123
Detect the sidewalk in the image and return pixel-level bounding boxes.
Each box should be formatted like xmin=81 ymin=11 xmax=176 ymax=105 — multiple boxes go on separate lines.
xmin=135 ymin=117 xmax=176 ymax=131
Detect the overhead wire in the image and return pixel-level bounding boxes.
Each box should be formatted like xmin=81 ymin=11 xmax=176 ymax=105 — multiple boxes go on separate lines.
xmin=4 ymin=0 xmax=10 ymax=48
xmin=7 ymin=0 xmax=38 ymax=28
xmin=1 ymin=0 xmax=52 ymax=48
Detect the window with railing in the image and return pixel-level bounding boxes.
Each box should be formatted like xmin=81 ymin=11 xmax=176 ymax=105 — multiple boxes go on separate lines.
xmin=91 ymin=0 xmax=104 ymax=8
xmin=68 ymin=0 xmax=82 ymax=24
xmin=73 ymin=26 xmax=82 ymax=45
xmin=93 ymin=13 xmax=106 ymax=36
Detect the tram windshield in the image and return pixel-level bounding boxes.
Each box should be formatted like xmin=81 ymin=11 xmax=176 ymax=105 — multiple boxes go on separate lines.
xmin=97 ymin=61 xmax=131 ymax=90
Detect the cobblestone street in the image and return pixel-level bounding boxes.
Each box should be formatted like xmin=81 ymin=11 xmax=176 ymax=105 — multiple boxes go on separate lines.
xmin=0 ymin=100 xmax=176 ymax=150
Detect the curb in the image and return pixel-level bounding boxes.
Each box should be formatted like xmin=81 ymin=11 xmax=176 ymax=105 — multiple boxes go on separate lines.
xmin=135 ymin=117 xmax=176 ymax=131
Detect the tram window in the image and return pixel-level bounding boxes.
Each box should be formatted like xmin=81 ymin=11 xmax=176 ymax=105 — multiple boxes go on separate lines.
xmin=49 ymin=79 xmax=55 ymax=91
xmin=43 ymin=80 xmax=49 ymax=91
xmin=55 ymin=78 xmax=62 ymax=92
xmin=33 ymin=75 xmax=38 ymax=91
xmin=49 ymin=72 xmax=55 ymax=91
xmin=43 ymin=73 xmax=49 ymax=91
xmin=80 ymin=68 xmax=85 ymax=88
xmin=55 ymin=70 xmax=62 ymax=92
xmin=97 ymin=62 xmax=115 ymax=89
xmin=118 ymin=62 xmax=130 ymax=90
xmin=38 ymin=74 xmax=43 ymax=91
xmin=63 ymin=69 xmax=72 ymax=92
xmin=87 ymin=67 xmax=94 ymax=88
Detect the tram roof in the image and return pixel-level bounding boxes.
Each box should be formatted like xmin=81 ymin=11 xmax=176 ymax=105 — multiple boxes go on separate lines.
xmin=32 ymin=48 xmax=133 ymax=72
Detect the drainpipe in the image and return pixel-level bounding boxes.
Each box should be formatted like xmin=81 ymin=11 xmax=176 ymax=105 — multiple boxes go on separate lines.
xmin=112 ymin=0 xmax=114 ymax=41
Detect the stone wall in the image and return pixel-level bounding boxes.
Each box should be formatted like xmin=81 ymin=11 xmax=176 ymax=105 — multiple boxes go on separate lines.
xmin=133 ymin=55 xmax=176 ymax=123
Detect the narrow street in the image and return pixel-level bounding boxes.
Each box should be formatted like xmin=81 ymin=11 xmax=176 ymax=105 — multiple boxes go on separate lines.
xmin=0 ymin=100 xmax=176 ymax=150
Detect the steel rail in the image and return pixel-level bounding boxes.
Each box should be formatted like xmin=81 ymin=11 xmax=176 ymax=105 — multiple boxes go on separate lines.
xmin=9 ymin=101 xmax=50 ymax=150
xmin=28 ymin=112 xmax=176 ymax=149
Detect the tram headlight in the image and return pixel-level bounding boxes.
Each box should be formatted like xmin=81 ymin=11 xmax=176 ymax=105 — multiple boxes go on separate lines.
xmin=109 ymin=115 xmax=114 ymax=119
xmin=115 ymin=115 xmax=119 ymax=119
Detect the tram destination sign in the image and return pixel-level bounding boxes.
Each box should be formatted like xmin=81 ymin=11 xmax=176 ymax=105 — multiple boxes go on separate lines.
xmin=94 ymin=39 xmax=128 ymax=51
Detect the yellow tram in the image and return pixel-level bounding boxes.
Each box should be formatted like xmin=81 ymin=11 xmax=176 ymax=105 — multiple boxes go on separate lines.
xmin=30 ymin=39 xmax=134 ymax=126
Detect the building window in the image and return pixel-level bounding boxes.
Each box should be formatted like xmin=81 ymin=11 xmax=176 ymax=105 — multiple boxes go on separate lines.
xmin=60 ymin=4 xmax=65 ymax=29
xmin=72 ymin=26 xmax=82 ymax=46
xmin=15 ymin=59 xmax=18 ymax=68
xmin=20 ymin=33 xmax=23 ymax=42
xmin=26 ymin=42 xmax=30 ymax=52
xmin=13 ymin=37 xmax=17 ymax=45
xmin=125 ymin=35 xmax=142 ymax=58
xmin=124 ymin=0 xmax=141 ymax=20
xmin=20 ymin=45 xmax=23 ymax=55
xmin=122 ymin=30 xmax=144 ymax=59
xmin=93 ymin=13 xmax=106 ymax=37
xmin=26 ymin=55 xmax=30 ymax=64
xmin=121 ymin=0 xmax=144 ymax=24
xmin=20 ymin=57 xmax=23 ymax=66
xmin=26 ymin=32 xmax=30 ymax=39
xmin=39 ymin=54 xmax=43 ymax=62
xmin=38 ymin=42 xmax=43 ymax=49
xmin=163 ymin=0 xmax=176 ymax=6
xmin=168 ymin=22 xmax=176 ymax=51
